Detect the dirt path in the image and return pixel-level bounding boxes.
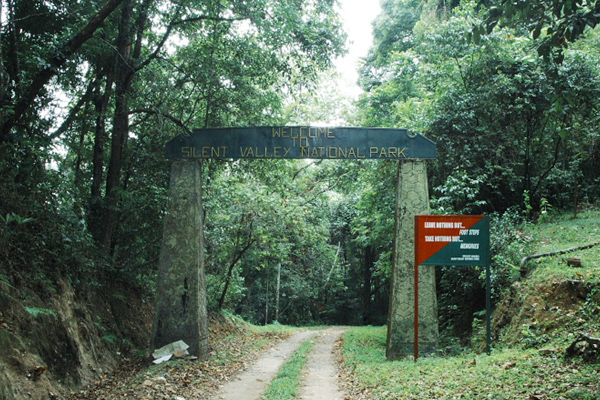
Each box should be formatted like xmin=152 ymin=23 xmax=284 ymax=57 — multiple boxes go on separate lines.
xmin=297 ymin=327 xmax=348 ymax=400
xmin=211 ymin=328 xmax=348 ymax=400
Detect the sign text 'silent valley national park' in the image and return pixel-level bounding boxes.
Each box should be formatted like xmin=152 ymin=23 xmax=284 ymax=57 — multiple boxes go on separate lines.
xmin=165 ymin=127 xmax=437 ymax=160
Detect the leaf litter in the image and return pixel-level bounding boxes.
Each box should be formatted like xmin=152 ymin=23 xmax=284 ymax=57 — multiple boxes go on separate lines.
xmin=69 ymin=319 xmax=290 ymax=400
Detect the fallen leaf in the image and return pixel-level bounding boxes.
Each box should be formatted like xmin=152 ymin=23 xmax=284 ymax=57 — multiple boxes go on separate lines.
xmin=501 ymin=362 xmax=516 ymax=370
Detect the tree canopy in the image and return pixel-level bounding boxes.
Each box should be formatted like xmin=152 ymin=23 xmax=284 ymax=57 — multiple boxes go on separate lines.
xmin=1 ymin=0 xmax=600 ymax=341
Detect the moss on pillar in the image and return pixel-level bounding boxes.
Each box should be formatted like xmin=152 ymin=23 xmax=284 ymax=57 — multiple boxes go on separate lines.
xmin=152 ymin=160 xmax=209 ymax=359
xmin=387 ymin=160 xmax=438 ymax=360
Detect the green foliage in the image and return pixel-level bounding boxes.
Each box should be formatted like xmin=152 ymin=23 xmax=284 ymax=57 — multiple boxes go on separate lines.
xmin=0 ymin=213 xmax=35 ymax=225
xmin=0 ymin=274 xmax=13 ymax=291
xmin=0 ymin=213 xmax=35 ymax=258
xmin=488 ymin=208 xmax=529 ymax=288
xmin=477 ymin=0 xmax=600 ymax=62
xmin=324 ymin=160 xmax=396 ymax=325
xmin=24 ymin=307 xmax=57 ymax=318
xmin=580 ymin=285 xmax=600 ymax=322
xmin=101 ymin=333 xmax=120 ymax=347
xmin=538 ymin=197 xmax=554 ymax=222
xmin=359 ymin=0 xmax=600 ymax=216
xmin=199 ymin=156 xmax=397 ymax=327
xmin=0 ymin=0 xmax=348 ymax=308
xmin=431 ymin=170 xmax=488 ymax=214
xmin=203 ymin=159 xmax=344 ymax=324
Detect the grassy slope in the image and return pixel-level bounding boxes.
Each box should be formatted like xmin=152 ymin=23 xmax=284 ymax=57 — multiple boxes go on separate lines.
xmin=341 ymin=210 xmax=600 ymax=400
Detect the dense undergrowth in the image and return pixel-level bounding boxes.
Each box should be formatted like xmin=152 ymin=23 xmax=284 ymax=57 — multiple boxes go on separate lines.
xmin=341 ymin=209 xmax=600 ymax=400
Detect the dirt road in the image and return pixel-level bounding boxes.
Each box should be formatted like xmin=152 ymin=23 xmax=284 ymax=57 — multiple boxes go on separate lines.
xmin=212 ymin=327 xmax=348 ymax=400
xmin=297 ymin=327 xmax=347 ymax=400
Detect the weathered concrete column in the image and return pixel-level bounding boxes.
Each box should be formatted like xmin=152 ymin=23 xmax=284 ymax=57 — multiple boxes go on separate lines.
xmin=152 ymin=159 xmax=209 ymax=359
xmin=386 ymin=160 xmax=438 ymax=360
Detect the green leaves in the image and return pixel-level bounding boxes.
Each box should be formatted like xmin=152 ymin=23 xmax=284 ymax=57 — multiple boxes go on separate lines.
xmin=478 ymin=0 xmax=600 ymax=62
xmin=1 ymin=213 xmax=35 ymax=226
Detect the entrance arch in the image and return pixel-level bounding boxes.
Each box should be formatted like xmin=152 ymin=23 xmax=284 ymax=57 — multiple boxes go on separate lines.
xmin=152 ymin=126 xmax=437 ymax=360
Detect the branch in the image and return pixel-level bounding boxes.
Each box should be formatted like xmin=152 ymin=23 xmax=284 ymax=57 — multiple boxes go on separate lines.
xmin=292 ymin=160 xmax=322 ymax=181
xmin=0 ymin=0 xmax=125 ymax=142
xmin=49 ymin=78 xmax=98 ymax=140
xmin=565 ymin=332 xmax=600 ymax=358
xmin=301 ymin=171 xmax=349 ymax=207
xmin=520 ymin=240 xmax=600 ymax=276
xmin=531 ymin=136 xmax=562 ymax=198
xmin=134 ymin=13 xmax=248 ymax=73
xmin=172 ymin=15 xmax=248 ymax=26
xmin=217 ymin=237 xmax=257 ymax=310
xmin=129 ymin=108 xmax=193 ymax=135
xmin=321 ymin=242 xmax=341 ymax=292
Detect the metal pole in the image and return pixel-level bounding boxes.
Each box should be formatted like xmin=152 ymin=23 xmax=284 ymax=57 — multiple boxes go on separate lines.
xmin=486 ymin=257 xmax=492 ymax=355
xmin=414 ymin=224 xmax=419 ymax=361
xmin=485 ymin=215 xmax=492 ymax=355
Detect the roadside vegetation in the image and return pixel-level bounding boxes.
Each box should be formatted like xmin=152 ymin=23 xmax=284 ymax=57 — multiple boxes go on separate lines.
xmin=341 ymin=209 xmax=600 ymax=400
xmin=2 ymin=0 xmax=600 ymax=397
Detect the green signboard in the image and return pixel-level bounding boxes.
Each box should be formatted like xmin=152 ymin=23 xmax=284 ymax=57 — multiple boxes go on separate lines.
xmin=165 ymin=126 xmax=437 ymax=160
xmin=414 ymin=215 xmax=492 ymax=359
xmin=415 ymin=215 xmax=490 ymax=266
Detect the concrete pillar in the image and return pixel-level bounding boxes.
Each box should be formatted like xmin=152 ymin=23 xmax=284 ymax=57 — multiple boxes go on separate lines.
xmin=386 ymin=160 xmax=438 ymax=360
xmin=152 ymin=160 xmax=209 ymax=359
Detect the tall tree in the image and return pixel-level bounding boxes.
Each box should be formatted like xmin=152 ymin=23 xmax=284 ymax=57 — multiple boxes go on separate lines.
xmin=0 ymin=0 xmax=346 ymax=291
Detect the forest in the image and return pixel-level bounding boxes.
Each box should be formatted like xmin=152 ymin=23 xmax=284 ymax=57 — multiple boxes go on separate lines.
xmin=1 ymin=0 xmax=600 ymax=349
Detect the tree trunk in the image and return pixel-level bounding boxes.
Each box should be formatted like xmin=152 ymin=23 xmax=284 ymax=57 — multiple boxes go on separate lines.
xmin=5 ymin=0 xmax=21 ymax=94
xmin=264 ymin=277 xmax=269 ymax=325
xmin=101 ymin=0 xmax=136 ymax=250
xmin=217 ymin=238 xmax=256 ymax=310
xmin=70 ymin=80 xmax=99 ymax=190
xmin=88 ymin=71 xmax=113 ymax=242
xmin=73 ymin=118 xmax=89 ymax=190
xmin=362 ymin=245 xmax=375 ymax=324
xmin=0 ymin=0 xmax=6 ymax=106
xmin=275 ymin=263 xmax=281 ymax=322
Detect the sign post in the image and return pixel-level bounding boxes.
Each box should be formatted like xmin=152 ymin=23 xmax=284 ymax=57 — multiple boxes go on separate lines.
xmin=414 ymin=215 xmax=491 ymax=360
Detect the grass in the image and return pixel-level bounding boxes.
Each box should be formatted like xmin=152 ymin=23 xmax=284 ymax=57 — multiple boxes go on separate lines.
xmin=261 ymin=339 xmax=314 ymax=400
xmin=521 ymin=209 xmax=600 ymax=284
xmin=341 ymin=209 xmax=600 ymax=400
xmin=342 ymin=326 xmax=599 ymax=399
